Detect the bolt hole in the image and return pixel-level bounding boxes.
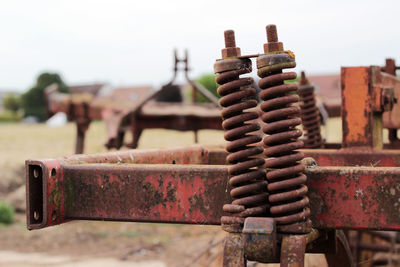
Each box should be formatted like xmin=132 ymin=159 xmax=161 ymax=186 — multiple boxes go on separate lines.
xmin=33 ymin=211 xmax=40 ymax=221
xmin=172 ymin=160 xmax=176 ymax=164
xmin=51 ymin=210 xmax=57 ymax=221
xmin=51 ymin=168 xmax=56 ymax=177
xmin=33 ymin=168 xmax=40 ymax=179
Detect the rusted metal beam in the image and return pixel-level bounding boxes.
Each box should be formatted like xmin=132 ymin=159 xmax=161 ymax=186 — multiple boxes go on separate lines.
xmin=133 ymin=115 xmax=222 ymax=132
xmin=26 ymin=155 xmax=400 ymax=231
xmin=302 ymin=148 xmax=400 ymax=167
xmin=341 ymin=67 xmax=383 ymax=149
xmin=280 ymin=235 xmax=306 ymax=267
xmin=307 ymin=166 xmax=400 ymax=230
xmin=54 ymin=145 xmax=223 ymax=165
xmin=341 ymin=65 xmax=400 ymax=150
xmin=200 ymin=147 xmax=400 ymax=167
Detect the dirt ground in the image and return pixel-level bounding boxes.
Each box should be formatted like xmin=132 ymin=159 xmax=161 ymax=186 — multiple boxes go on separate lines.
xmin=0 ymin=120 xmax=343 ymax=266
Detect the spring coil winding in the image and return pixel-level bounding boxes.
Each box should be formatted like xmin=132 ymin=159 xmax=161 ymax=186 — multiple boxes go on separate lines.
xmin=257 ymin=53 xmax=311 ymax=233
xmin=298 ymin=72 xmax=323 ymax=148
xmin=214 ymin=58 xmax=267 ymax=232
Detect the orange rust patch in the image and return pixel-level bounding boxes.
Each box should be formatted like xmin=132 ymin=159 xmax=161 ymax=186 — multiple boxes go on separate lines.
xmin=342 ymin=67 xmax=371 ymax=146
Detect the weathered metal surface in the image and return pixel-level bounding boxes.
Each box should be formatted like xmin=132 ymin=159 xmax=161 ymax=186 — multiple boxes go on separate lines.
xmin=341 ymin=65 xmax=400 ymax=150
xmin=222 ymin=233 xmax=246 ymax=267
xmin=191 ymin=146 xmax=400 ymax=167
xmin=280 ymin=234 xmax=306 ymax=267
xmin=64 ymin=164 xmax=228 ymax=225
xmin=307 ymin=166 xmax=400 ymax=230
xmin=26 ymin=159 xmax=63 ymax=230
xmin=215 ymin=29 xmax=267 ymax=234
xmin=221 ymin=30 xmax=241 ymax=58
xmin=302 ymin=148 xmax=400 ymax=167
xmin=341 ymin=67 xmax=383 ymax=149
xmin=26 ymin=162 xmax=229 ymax=229
xmin=298 ymin=71 xmax=323 ymax=148
xmin=26 ymin=156 xmax=400 ymax=231
xmin=58 ymin=145 xmax=219 ymax=165
xmin=257 ymin=24 xmax=310 ymax=234
xmin=243 ymin=217 xmax=278 ymax=263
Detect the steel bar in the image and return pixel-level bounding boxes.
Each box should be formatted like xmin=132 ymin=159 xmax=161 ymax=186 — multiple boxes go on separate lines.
xmin=52 ymin=145 xmax=224 ymax=165
xmin=204 ymin=147 xmax=400 ymax=167
xmin=26 ymin=158 xmax=400 ymax=231
xmin=341 ymin=67 xmax=383 ymax=149
xmin=280 ymin=235 xmax=306 ymax=267
xmin=302 ymin=148 xmax=400 ymax=167
xmin=62 ymin=143 xmax=400 ymax=168
xmin=157 ymin=146 xmax=400 ymax=167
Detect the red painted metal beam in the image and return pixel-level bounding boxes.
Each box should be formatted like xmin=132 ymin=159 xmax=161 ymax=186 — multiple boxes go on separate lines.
xmin=207 ymin=147 xmax=400 ymax=167
xmin=302 ymin=148 xmax=400 ymax=167
xmin=306 ymin=166 xmax=400 ymax=230
xmin=26 ymin=157 xmax=400 ymax=231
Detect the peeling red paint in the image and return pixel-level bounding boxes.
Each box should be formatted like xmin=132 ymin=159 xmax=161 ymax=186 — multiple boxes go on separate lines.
xmin=27 ymin=158 xmax=400 ymax=231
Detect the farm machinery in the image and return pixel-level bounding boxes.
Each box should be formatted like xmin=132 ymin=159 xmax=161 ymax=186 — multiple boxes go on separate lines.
xmin=26 ymin=25 xmax=400 ymax=266
xmin=44 ymin=50 xmax=221 ymax=154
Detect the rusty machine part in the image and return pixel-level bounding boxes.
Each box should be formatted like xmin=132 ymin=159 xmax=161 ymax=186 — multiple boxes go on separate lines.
xmin=256 ymin=25 xmax=311 ymax=234
xmin=26 ymin=24 xmax=400 ymax=267
xmin=214 ymin=30 xmax=267 ymax=234
xmin=382 ymin=58 xmax=400 ymax=148
xmin=123 ymin=49 xmax=222 ymax=149
xmin=298 ymin=71 xmax=323 ymax=148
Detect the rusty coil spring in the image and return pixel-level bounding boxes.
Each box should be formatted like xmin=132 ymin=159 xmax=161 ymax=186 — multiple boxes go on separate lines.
xmin=215 ymin=58 xmax=267 ymax=232
xmin=298 ymin=72 xmax=323 ymax=148
xmin=257 ymin=52 xmax=311 ymax=233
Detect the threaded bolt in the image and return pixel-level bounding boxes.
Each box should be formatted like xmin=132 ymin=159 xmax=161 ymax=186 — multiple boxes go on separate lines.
xmin=266 ymin=24 xmax=278 ymax=43
xmin=263 ymin=24 xmax=284 ymax=53
xmin=221 ymin=29 xmax=241 ymax=58
xmin=224 ymin=30 xmax=236 ymax=48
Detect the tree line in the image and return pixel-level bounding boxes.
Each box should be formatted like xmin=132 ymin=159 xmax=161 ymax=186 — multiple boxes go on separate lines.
xmin=3 ymin=73 xmax=68 ymax=121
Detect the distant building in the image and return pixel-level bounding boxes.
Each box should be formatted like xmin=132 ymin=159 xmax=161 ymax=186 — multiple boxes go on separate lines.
xmin=67 ymin=83 xmax=107 ymax=96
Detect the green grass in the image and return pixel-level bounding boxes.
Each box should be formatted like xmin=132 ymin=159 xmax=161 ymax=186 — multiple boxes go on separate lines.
xmin=0 ymin=202 xmax=14 ymax=224
xmin=0 ymin=112 xmax=21 ymax=122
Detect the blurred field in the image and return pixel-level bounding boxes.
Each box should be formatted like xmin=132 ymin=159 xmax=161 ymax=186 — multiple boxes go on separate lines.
xmin=0 ymin=121 xmax=225 ymax=169
xmin=0 ymin=120 xmax=343 ymax=266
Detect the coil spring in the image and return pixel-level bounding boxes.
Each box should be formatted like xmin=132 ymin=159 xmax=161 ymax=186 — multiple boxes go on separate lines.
xmin=298 ymin=72 xmax=323 ymax=148
xmin=215 ymin=58 xmax=267 ymax=232
xmin=257 ymin=53 xmax=311 ymax=233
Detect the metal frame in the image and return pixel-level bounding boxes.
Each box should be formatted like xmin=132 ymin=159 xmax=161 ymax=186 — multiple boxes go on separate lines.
xmin=44 ymin=50 xmax=222 ymax=154
xmin=28 ymin=44 xmax=400 ymax=266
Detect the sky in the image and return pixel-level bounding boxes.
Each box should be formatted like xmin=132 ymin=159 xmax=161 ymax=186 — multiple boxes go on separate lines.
xmin=1 ymin=0 xmax=399 ymax=92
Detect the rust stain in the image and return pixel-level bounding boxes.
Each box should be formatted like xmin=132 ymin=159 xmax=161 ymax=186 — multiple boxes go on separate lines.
xmin=342 ymin=67 xmax=372 ymax=147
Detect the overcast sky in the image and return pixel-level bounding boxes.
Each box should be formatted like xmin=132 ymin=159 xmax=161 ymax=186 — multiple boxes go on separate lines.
xmin=1 ymin=0 xmax=399 ymax=92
